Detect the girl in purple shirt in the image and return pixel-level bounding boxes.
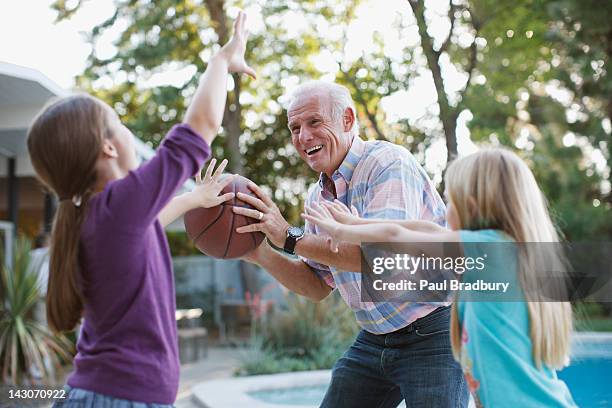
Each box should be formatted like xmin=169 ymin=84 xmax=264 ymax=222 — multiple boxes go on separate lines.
xmin=27 ymin=11 xmax=255 ymax=407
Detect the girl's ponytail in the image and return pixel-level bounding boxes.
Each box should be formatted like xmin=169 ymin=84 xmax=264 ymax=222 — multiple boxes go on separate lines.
xmin=47 ymin=200 xmax=86 ymax=332
xmin=27 ymin=95 xmax=109 ymax=333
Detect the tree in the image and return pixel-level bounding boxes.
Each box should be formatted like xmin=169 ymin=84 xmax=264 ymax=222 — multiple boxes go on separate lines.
xmin=51 ymin=0 xmax=342 ymax=223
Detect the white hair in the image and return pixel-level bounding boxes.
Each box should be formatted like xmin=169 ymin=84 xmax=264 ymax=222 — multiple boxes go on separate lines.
xmin=289 ymin=80 xmax=359 ymax=135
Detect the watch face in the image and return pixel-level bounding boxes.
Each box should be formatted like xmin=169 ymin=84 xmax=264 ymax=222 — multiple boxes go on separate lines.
xmin=287 ymin=226 xmax=304 ymax=238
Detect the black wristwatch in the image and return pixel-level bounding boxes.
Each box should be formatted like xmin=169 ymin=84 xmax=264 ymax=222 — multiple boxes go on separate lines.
xmin=283 ymin=226 xmax=305 ymax=255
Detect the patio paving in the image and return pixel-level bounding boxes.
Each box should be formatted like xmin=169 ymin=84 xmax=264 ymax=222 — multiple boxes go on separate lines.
xmin=175 ymin=347 xmax=243 ymax=407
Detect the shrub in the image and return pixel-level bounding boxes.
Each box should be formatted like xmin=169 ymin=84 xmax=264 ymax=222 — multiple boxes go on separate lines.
xmin=0 ymin=238 xmax=73 ymax=385
xmin=237 ymin=292 xmax=358 ymax=375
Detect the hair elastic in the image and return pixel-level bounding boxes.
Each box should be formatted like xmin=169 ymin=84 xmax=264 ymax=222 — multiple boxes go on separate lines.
xmin=59 ymin=195 xmax=83 ymax=207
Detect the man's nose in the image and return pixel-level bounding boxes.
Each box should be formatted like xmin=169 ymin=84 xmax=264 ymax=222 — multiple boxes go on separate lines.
xmin=298 ymin=127 xmax=314 ymax=144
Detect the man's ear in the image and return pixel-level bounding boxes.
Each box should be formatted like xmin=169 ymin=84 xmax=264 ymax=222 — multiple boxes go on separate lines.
xmin=342 ymin=107 xmax=355 ymax=132
xmin=101 ymin=139 xmax=119 ymax=159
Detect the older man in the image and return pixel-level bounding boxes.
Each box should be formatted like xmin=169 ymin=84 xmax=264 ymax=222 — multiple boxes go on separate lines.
xmin=234 ymin=81 xmax=468 ymax=407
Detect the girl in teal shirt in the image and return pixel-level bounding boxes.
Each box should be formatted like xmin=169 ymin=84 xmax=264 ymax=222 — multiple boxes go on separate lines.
xmin=303 ymin=147 xmax=576 ymax=407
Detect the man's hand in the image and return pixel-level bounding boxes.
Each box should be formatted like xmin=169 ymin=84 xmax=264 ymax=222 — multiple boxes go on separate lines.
xmin=233 ymin=182 xmax=291 ymax=248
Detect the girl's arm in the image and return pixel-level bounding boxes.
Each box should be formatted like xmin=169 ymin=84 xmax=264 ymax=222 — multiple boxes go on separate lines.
xmin=303 ymin=203 xmax=459 ymax=257
xmin=184 ymin=11 xmax=256 ymax=145
xmin=158 ymin=158 xmax=235 ymax=227
xmin=349 ymin=218 xmax=445 ymax=233
xmin=322 ymin=200 xmax=446 ymax=232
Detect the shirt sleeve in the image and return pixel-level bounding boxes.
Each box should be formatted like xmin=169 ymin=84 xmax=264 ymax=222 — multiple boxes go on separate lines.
xmin=99 ymin=124 xmax=211 ymax=231
xmin=299 ymin=186 xmax=336 ymax=289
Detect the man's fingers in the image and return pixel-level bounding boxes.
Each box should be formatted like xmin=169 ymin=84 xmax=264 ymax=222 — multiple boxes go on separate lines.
xmin=236 ymin=192 xmax=266 ymax=211
xmin=236 ymin=223 xmax=263 ymax=234
xmin=232 ymin=206 xmax=264 ymax=219
xmin=195 ymin=169 xmax=202 ymax=184
xmin=204 ymin=158 xmax=216 ymax=180
xmin=351 ymin=205 xmax=359 ymax=216
xmin=246 ymin=183 xmax=274 ymax=207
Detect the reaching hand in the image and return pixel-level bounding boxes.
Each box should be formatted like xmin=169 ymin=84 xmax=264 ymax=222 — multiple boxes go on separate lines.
xmin=302 ymin=203 xmax=344 ymax=253
xmin=218 ymin=11 xmax=257 ymax=79
xmin=321 ymin=199 xmax=361 ymax=225
xmin=188 ymin=158 xmax=236 ymax=208
xmin=232 ymin=182 xmax=291 ymax=248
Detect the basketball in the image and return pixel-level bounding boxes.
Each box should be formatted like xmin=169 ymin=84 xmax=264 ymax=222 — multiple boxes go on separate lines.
xmin=184 ymin=175 xmax=265 ymax=259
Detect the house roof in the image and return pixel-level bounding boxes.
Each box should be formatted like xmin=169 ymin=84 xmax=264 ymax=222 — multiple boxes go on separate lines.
xmin=0 ymin=61 xmax=158 ymax=162
xmin=0 ymin=61 xmax=193 ymax=230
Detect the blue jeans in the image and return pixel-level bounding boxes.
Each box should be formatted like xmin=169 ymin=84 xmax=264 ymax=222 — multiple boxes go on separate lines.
xmin=52 ymin=387 xmax=174 ymax=408
xmin=320 ymin=306 xmax=468 ymax=408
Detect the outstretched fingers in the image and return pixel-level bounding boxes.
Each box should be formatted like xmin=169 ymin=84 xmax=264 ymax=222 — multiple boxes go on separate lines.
xmin=212 ymin=158 xmax=229 ymax=181
xmin=216 ymin=192 xmax=235 ymax=205
xmin=203 ymin=158 xmax=217 ymax=181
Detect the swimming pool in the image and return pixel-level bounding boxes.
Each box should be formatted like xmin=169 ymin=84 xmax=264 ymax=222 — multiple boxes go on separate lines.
xmin=193 ymin=332 xmax=612 ymax=408
xmin=557 ymin=333 xmax=612 ymax=407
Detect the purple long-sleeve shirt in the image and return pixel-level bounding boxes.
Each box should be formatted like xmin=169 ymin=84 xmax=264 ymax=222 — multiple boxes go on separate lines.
xmin=67 ymin=124 xmax=210 ymax=404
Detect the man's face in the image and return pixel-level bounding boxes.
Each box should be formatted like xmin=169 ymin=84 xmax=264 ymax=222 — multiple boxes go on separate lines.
xmin=287 ymin=93 xmax=352 ymax=176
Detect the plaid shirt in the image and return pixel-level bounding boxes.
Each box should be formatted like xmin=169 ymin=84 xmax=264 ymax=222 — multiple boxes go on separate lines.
xmin=301 ymin=136 xmax=447 ymax=334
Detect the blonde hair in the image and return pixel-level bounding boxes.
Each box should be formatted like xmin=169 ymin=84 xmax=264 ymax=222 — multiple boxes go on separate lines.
xmin=445 ymin=147 xmax=572 ymax=370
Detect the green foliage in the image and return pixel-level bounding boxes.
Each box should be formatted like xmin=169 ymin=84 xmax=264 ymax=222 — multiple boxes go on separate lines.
xmin=574 ymin=302 xmax=612 ymax=332
xmin=0 ymin=239 xmax=73 ymax=385
xmin=465 ymin=0 xmax=611 ymax=241
xmin=237 ymin=292 xmax=358 ymax=375
xmin=50 ymin=0 xmax=611 ymax=238
xmin=166 ymin=230 xmax=200 ymax=256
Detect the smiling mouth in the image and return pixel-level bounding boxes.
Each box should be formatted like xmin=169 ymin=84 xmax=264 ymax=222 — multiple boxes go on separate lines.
xmin=305 ymin=145 xmax=323 ymax=156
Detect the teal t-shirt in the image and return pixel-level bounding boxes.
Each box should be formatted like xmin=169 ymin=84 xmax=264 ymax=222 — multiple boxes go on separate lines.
xmin=457 ymin=229 xmax=576 ymax=408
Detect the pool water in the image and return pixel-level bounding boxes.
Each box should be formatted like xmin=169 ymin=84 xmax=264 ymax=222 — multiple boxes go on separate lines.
xmin=250 ymin=385 xmax=327 ymax=405
xmin=249 ymin=338 xmax=612 ymax=407
xmin=559 ymin=338 xmax=612 ymax=407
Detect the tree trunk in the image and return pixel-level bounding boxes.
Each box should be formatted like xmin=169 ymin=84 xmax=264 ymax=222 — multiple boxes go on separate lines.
xmin=408 ymin=0 xmax=458 ymax=162
xmin=205 ymin=0 xmax=244 ymax=174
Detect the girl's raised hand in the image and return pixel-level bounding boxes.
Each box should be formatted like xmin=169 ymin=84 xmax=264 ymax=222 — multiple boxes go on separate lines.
xmin=189 ymin=158 xmax=236 ymax=208
xmin=302 ymin=202 xmax=343 ymax=253
xmin=218 ymin=11 xmax=256 ymax=79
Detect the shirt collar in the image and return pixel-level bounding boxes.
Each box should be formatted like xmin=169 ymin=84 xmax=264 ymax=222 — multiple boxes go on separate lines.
xmin=318 ymin=135 xmax=366 ymax=188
